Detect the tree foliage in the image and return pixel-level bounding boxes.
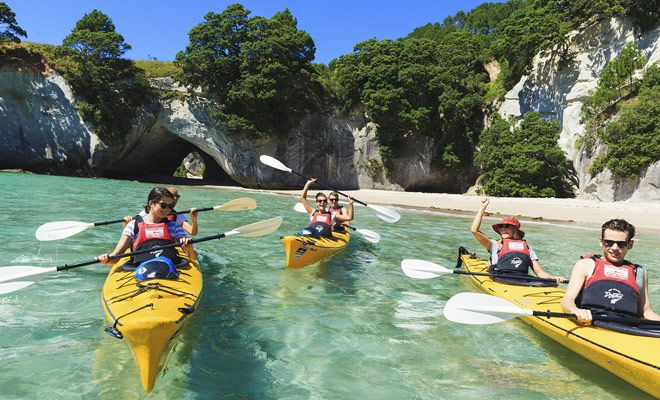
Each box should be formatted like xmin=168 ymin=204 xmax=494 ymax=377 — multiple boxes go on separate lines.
xmin=54 ymin=10 xmax=151 ymax=138
xmin=0 ymin=2 xmax=26 ymax=43
xmin=174 ymin=4 xmax=317 ymax=137
xmin=474 ymin=113 xmax=575 ymax=197
xmin=589 ymin=66 xmax=660 ymax=179
xmin=582 ymin=41 xmax=646 ymax=119
xmin=331 ymin=32 xmax=488 ymax=167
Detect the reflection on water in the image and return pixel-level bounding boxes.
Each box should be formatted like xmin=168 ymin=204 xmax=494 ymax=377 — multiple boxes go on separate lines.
xmin=1 ymin=172 xmax=659 ymax=398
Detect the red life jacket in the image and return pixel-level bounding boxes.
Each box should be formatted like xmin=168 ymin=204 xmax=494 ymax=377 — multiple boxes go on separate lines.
xmin=580 ymin=255 xmax=640 ymax=317
xmin=310 ymin=210 xmax=332 ymax=226
xmin=495 ymin=239 xmax=532 ymax=274
xmin=131 ymin=216 xmax=177 ymax=264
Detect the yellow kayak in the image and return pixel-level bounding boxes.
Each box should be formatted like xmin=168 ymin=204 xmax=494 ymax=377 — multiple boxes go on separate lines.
xmin=101 ymin=248 xmax=202 ymax=392
xmin=281 ymin=230 xmax=350 ymax=269
xmin=458 ymin=247 xmax=660 ymax=398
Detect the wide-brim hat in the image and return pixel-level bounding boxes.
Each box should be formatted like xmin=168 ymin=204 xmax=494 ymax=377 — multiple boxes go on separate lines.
xmin=492 ymin=217 xmax=525 ymax=238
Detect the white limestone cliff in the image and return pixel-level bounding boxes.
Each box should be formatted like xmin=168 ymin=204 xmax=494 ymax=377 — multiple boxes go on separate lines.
xmin=498 ymin=16 xmax=660 ymax=202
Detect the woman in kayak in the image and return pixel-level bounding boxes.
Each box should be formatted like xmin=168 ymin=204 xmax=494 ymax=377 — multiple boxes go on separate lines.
xmin=471 ymin=197 xmax=565 ymax=283
xmin=123 ymin=186 xmax=199 ymax=236
xmin=98 ymin=187 xmax=197 ymax=274
xmin=300 ymin=178 xmax=353 ymax=237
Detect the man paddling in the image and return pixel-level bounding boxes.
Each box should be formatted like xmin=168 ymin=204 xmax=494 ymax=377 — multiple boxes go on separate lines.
xmin=561 ymin=218 xmax=660 ymax=324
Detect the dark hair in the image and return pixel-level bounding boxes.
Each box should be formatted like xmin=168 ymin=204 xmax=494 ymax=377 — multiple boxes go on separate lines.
xmin=315 ymin=192 xmax=327 ymax=201
xmin=601 ymin=219 xmax=635 ymax=241
xmin=144 ymin=187 xmax=175 ymax=213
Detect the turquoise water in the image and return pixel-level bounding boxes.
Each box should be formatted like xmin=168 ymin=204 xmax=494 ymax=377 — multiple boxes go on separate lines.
xmin=1 ymin=171 xmax=659 ymax=399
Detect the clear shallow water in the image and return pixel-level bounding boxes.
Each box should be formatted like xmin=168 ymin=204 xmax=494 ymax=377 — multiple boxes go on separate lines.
xmin=1 ymin=171 xmax=659 ymax=399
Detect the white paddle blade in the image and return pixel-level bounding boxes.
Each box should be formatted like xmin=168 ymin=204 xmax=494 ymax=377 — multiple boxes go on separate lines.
xmin=401 ymin=259 xmax=450 ymax=279
xmin=367 ymin=204 xmax=400 ymax=223
xmin=0 ymin=266 xmax=58 ymax=295
xmin=259 ymin=155 xmax=292 ymax=173
xmin=215 ymin=197 xmax=258 ymax=211
xmin=443 ymin=292 xmax=532 ymax=325
xmin=35 ymin=221 xmax=94 ymax=241
xmin=225 ymin=216 xmax=283 ymax=238
xmin=293 ymin=202 xmax=307 ymax=213
xmin=356 ymin=229 xmax=380 ymax=243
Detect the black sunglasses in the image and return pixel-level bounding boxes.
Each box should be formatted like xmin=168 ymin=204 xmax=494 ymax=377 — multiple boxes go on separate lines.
xmin=316 ymin=199 xmax=327 ymax=203
xmin=329 ymin=198 xmax=339 ymax=201
xmin=498 ymin=224 xmax=513 ymax=229
xmin=602 ymin=239 xmax=629 ymax=248
xmin=157 ymin=202 xmax=176 ymax=210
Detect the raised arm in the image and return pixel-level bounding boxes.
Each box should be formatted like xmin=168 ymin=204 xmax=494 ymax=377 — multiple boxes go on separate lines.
xmin=300 ymin=178 xmax=316 ymax=216
xmin=335 ymin=196 xmax=354 ymax=222
xmin=471 ymin=197 xmax=493 ymax=251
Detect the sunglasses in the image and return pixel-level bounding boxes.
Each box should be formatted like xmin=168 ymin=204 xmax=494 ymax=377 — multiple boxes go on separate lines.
xmin=157 ymin=202 xmax=176 ymax=210
xmin=602 ymin=239 xmax=629 ymax=248
xmin=317 ymin=199 xmax=327 ymax=203
xmin=498 ymin=224 xmax=514 ymax=229
xmin=329 ymin=198 xmax=339 ymax=201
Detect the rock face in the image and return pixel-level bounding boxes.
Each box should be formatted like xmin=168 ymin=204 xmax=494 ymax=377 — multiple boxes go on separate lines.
xmin=0 ymin=68 xmax=100 ymax=173
xmin=499 ymin=17 xmax=660 ymax=202
xmin=1 ymin=16 xmax=659 ymax=201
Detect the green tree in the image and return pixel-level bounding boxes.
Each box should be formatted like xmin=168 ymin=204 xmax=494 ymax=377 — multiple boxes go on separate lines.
xmin=175 ymin=4 xmax=317 ymax=137
xmin=475 ymin=113 xmax=575 ymax=197
xmin=331 ymin=32 xmax=487 ymax=167
xmin=0 ymin=2 xmax=26 ymax=43
xmin=55 ymin=10 xmax=151 ymax=138
xmin=590 ymin=83 xmax=660 ymax=179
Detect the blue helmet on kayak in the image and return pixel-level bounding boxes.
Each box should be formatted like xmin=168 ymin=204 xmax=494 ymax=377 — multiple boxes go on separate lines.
xmin=134 ymin=256 xmax=180 ymax=281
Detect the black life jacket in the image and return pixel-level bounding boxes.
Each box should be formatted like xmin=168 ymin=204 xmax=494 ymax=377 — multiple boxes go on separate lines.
xmin=579 ymin=255 xmax=643 ymax=317
xmin=493 ymin=239 xmax=533 ymax=274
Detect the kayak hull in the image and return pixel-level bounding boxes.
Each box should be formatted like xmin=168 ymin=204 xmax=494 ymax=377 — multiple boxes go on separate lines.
xmin=459 ymin=248 xmax=660 ymax=398
xmin=281 ymin=230 xmax=350 ymax=269
xmin=101 ymin=248 xmax=202 ymax=392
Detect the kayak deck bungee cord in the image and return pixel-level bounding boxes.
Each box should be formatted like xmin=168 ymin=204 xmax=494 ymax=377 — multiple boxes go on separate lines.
xmin=281 ymin=229 xmax=350 ymax=269
xmin=102 ymin=248 xmax=202 ymax=393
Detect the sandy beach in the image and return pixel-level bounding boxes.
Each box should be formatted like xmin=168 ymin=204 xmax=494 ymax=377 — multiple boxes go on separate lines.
xmin=207 ymin=185 xmax=660 ymax=235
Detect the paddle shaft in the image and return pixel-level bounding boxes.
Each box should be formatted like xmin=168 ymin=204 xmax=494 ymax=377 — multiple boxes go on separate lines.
xmin=55 ymin=233 xmax=226 ymax=272
xmin=91 ymin=207 xmax=212 ymax=227
xmin=453 ymin=270 xmax=569 ymax=284
xmin=532 ymin=310 xmax=660 ymax=326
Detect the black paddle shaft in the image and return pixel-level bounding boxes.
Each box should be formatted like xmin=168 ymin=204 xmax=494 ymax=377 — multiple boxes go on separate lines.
xmin=452 ymin=270 xmax=569 ymax=284
xmin=290 ymin=170 xmax=368 ymax=207
xmin=54 ymin=233 xmax=226 ymax=272
xmin=533 ymin=310 xmax=660 ymax=327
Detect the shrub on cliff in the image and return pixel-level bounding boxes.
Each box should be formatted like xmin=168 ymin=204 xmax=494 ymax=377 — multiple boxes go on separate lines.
xmin=54 ymin=9 xmax=151 ymax=138
xmin=475 ymin=113 xmax=576 ymax=198
xmin=174 ymin=4 xmax=318 ymax=138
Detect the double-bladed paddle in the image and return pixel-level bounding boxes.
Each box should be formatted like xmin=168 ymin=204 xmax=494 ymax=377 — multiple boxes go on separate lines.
xmin=35 ymin=197 xmax=258 ymax=241
xmin=259 ymin=155 xmax=400 ymax=223
xmin=401 ymin=259 xmax=567 ymax=284
xmin=292 ymin=202 xmax=381 ymax=243
xmin=2 ymin=216 xmax=282 ymax=295
xmin=444 ymin=292 xmax=660 ymax=326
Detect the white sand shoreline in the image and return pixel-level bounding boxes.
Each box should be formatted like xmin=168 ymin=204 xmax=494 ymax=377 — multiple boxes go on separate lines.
xmin=205 ymin=185 xmax=660 ymax=236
